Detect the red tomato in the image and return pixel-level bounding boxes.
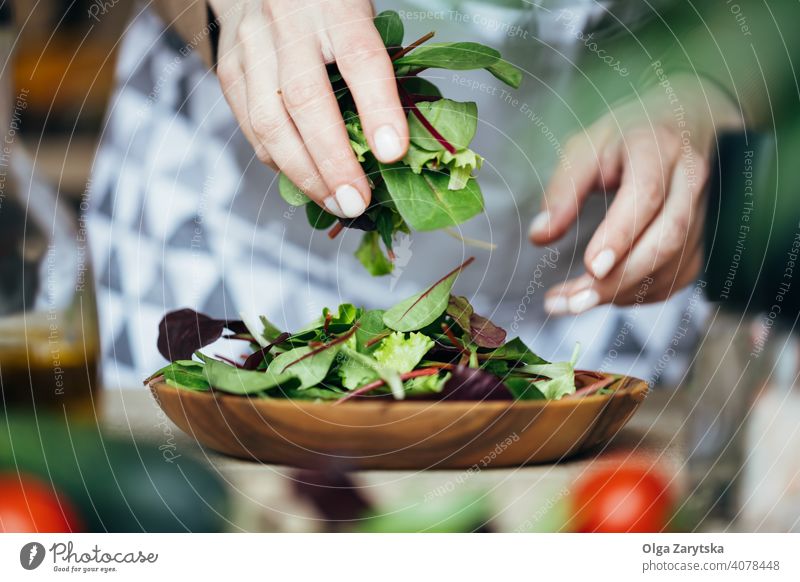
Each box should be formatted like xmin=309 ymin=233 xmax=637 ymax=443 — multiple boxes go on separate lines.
xmin=570 ymin=459 xmax=674 ymax=533
xmin=0 ymin=473 xmax=83 ymax=533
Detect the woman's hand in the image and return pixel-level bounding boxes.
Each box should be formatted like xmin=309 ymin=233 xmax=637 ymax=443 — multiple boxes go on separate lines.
xmin=529 ymin=74 xmax=744 ymax=314
xmin=208 ymin=0 xmax=409 ymax=218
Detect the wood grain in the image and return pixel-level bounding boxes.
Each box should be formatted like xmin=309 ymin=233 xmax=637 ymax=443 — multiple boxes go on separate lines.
xmin=150 ymin=373 xmax=648 ymax=470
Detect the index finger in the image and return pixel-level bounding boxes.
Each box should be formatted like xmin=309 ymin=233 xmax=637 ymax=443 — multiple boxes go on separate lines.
xmin=327 ymin=7 xmax=408 ymax=164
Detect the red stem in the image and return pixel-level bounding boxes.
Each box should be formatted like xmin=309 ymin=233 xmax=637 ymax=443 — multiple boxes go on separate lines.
xmin=328 ymin=222 xmax=345 ymax=239
xmin=398 ymin=257 xmax=474 ymax=322
xmin=280 ymin=324 xmax=359 ymax=373
xmin=391 ymin=31 xmax=435 ymax=61
xmin=399 ymin=86 xmax=456 ymax=154
xmin=442 ymin=323 xmax=470 ymax=356
xmin=336 ymin=365 xmax=451 ymax=404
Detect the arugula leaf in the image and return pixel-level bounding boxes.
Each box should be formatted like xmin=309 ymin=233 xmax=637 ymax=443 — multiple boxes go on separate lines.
xmin=355 ymin=231 xmax=394 ymax=276
xmin=383 ymin=258 xmax=473 ymax=332
xmin=393 ymin=42 xmax=501 ymax=72
xmin=379 ymin=163 xmax=484 ymax=231
xmin=374 ymin=10 xmax=404 ymax=47
xmin=407 ymin=99 xmax=478 ymax=152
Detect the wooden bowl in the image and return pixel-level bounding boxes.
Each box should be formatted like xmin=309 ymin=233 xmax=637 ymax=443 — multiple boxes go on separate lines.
xmin=149 ymin=373 xmax=648 ymax=470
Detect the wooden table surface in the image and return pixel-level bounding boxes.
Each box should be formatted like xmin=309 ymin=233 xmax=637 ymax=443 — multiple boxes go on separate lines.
xmin=101 ymin=388 xmax=686 ymax=532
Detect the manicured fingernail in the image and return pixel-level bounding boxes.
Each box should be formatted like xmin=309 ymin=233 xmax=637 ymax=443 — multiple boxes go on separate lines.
xmin=545 ymin=295 xmax=569 ymax=315
xmin=529 ymin=211 xmax=550 ymax=238
xmin=323 ymin=196 xmax=344 ymax=218
xmin=568 ymin=289 xmax=599 ymax=314
xmin=591 ymin=249 xmax=616 ymax=279
xmin=334 ymin=184 xmax=367 ymax=218
xmin=374 ymin=124 xmax=403 ymax=161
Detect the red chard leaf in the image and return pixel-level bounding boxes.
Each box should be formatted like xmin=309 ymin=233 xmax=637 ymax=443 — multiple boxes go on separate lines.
xmin=157 ymin=308 xmax=245 ymax=362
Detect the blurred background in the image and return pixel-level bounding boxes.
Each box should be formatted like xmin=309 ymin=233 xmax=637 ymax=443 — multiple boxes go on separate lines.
xmin=0 ymin=0 xmax=798 ymax=534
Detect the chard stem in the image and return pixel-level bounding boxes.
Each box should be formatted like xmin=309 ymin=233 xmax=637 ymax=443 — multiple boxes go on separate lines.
xmin=391 ymin=31 xmax=435 ymax=61
xmin=399 ymin=86 xmax=457 ymax=154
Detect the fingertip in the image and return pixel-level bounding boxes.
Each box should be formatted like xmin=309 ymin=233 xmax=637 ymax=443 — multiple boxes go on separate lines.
xmin=332 ymin=184 xmax=369 ymax=218
xmin=372 ymin=123 xmax=407 ymax=163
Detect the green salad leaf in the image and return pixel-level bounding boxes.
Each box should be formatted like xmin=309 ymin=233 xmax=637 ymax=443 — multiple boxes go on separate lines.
xmin=277 ymin=11 xmax=522 ymax=276
xmin=149 ymin=261 xmax=593 ymax=404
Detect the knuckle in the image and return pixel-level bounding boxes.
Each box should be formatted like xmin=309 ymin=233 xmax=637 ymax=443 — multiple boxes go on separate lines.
xmin=236 ymin=19 xmax=259 ymax=45
xmin=338 ymin=37 xmax=382 ymax=69
xmin=216 ymin=57 xmax=241 ymax=89
xmin=250 ymin=111 xmax=286 ymax=143
xmin=281 ymin=79 xmax=325 ymax=110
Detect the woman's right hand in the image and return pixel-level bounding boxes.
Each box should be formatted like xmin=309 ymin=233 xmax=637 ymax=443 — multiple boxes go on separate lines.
xmin=208 ymin=0 xmax=409 ymax=218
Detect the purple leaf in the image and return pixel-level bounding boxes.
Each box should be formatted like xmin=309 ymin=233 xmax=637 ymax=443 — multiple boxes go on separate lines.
xmin=241 ymin=332 xmax=291 ymax=370
xmin=469 ymin=313 xmax=507 ymax=348
xmin=157 ymin=308 xmax=245 ymax=362
xmin=439 ymin=366 xmax=512 ymax=401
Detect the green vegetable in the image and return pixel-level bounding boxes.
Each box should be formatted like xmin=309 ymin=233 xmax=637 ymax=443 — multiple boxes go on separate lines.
xmin=277 ymin=10 xmax=521 ymax=276
xmin=150 ymin=260 xmax=592 ymax=404
xmin=383 ymin=258 xmax=472 ymax=331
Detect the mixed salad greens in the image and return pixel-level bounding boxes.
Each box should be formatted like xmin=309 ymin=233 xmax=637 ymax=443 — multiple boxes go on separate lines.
xmin=147 ymin=259 xmax=613 ymax=403
xmin=278 ymin=10 xmax=522 ymax=276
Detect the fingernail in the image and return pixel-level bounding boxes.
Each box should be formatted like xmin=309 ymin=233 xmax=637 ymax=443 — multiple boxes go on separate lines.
xmin=334 ymin=184 xmax=367 ymax=218
xmin=568 ymin=289 xmax=599 ymax=314
xmin=591 ymin=249 xmax=616 ymax=279
xmin=323 ymin=196 xmax=344 ymax=218
xmin=374 ymin=124 xmax=403 ymax=161
xmin=545 ymin=295 xmax=569 ymax=315
xmin=529 ymin=211 xmax=550 ymax=238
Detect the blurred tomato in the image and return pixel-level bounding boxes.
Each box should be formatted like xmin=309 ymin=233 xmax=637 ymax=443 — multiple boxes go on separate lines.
xmin=0 ymin=473 xmax=82 ymax=533
xmin=570 ymin=459 xmax=674 ymax=533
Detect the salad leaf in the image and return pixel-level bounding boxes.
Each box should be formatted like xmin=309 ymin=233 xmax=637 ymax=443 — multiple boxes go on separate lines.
xmin=379 ymin=163 xmax=484 ymax=231
xmin=393 ymin=42 xmax=501 ymax=72
xmin=274 ymin=11 xmax=521 ymax=277
xmin=268 ymin=344 xmax=340 ymax=389
xmin=374 ymin=9 xmax=404 ymax=47
xmin=157 ymin=308 xmax=246 ymax=361
xmin=407 ymin=99 xmax=478 ymax=152
xmin=279 ymin=172 xmax=310 ymax=206
xmin=439 ymin=366 xmax=511 ymax=401
xmin=355 ymin=310 xmax=388 ymax=354
xmin=504 ymin=377 xmax=546 ymax=400
xmin=520 ymin=344 xmax=581 ymax=400
xmin=355 ymin=231 xmax=394 ymax=276
xmin=200 ymin=354 xmax=299 ymax=395
xmin=373 ymin=332 xmax=434 ymax=373
xmin=384 ymin=258 xmax=473 ymax=331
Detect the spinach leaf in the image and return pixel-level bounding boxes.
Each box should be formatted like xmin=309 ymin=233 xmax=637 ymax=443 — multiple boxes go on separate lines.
xmin=374 ymin=10 xmax=404 ymax=47
xmin=487 ymin=58 xmax=523 ymax=89
xmin=379 ymin=163 xmax=484 ymax=231
xmin=355 ymin=231 xmax=394 ymax=276
xmin=200 ymin=354 xmax=299 ymax=395
xmin=268 ymin=344 xmax=340 ymax=389
xmin=393 ymin=42 xmax=501 ymax=72
xmin=278 ymin=172 xmax=310 ymax=206
xmin=306 ymin=202 xmax=337 ymax=230
xmin=161 ymin=361 xmax=210 ymax=391
xmin=383 ymin=258 xmax=473 ymax=331
xmin=504 ymin=377 xmax=546 ymax=400
xmin=484 ymin=337 xmax=548 ymax=366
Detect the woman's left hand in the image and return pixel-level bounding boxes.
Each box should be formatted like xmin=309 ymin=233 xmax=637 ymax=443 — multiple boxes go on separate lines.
xmin=529 ymin=74 xmax=744 ymax=314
